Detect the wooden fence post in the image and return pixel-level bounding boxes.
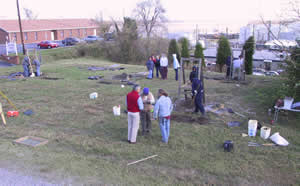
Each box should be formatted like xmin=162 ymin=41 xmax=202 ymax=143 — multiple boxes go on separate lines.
xmin=177 ymin=58 xmax=183 ymax=98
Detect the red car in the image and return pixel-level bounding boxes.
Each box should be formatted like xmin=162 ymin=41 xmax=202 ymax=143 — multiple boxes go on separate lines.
xmin=37 ymin=41 xmax=59 ymax=49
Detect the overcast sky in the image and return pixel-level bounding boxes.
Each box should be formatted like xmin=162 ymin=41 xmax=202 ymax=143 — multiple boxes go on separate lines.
xmin=0 ymin=0 xmax=291 ymax=32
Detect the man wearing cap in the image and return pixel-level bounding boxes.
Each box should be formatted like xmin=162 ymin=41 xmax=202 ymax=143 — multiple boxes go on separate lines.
xmin=140 ymin=87 xmax=155 ymax=135
xmin=126 ymin=85 xmax=144 ymax=144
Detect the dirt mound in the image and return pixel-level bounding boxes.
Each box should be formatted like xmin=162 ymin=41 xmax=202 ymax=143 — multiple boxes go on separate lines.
xmin=172 ymin=113 xmax=209 ymax=125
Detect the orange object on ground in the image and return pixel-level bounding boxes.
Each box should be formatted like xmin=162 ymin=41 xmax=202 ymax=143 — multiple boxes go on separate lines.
xmin=7 ymin=111 xmax=19 ymax=117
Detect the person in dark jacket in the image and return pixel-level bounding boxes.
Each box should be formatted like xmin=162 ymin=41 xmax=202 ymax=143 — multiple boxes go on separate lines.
xmin=154 ymin=55 xmax=160 ymax=78
xmin=146 ymin=57 xmax=154 ymax=79
xmin=192 ymin=78 xmax=205 ymax=115
xmin=189 ymin=66 xmax=197 ymax=83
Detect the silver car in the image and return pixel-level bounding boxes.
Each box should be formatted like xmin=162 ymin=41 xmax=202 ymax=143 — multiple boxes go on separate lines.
xmin=84 ymin=35 xmax=104 ymax=43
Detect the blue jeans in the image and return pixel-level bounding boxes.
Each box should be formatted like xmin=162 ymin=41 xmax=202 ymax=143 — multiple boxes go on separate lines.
xmin=174 ymin=69 xmax=178 ymax=81
xmin=155 ymin=66 xmax=160 ymax=78
xmin=159 ymin=117 xmax=170 ymax=143
xmin=23 ymin=64 xmax=29 ymax=77
xmin=147 ymin=70 xmax=153 ymax=79
xmin=195 ymin=93 xmax=205 ymax=114
xmin=36 ymin=65 xmax=41 ymax=76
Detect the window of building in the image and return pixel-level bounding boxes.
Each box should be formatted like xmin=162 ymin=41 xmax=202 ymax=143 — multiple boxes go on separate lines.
xmin=35 ymin=32 xmax=38 ymax=40
xmin=69 ymin=30 xmax=72 ymax=36
xmin=77 ymin=29 xmax=80 ymax=36
xmin=24 ymin=32 xmax=28 ymax=40
xmin=60 ymin=31 xmax=64 ymax=38
xmin=45 ymin=32 xmax=48 ymax=40
xmin=84 ymin=29 xmax=87 ymax=36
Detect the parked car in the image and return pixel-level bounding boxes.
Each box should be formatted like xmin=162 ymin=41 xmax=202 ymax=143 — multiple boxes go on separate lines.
xmin=37 ymin=41 xmax=59 ymax=49
xmin=265 ymin=71 xmax=280 ymax=76
xmin=84 ymin=35 xmax=104 ymax=43
xmin=252 ymin=68 xmax=266 ymax=76
xmin=62 ymin=37 xmax=80 ymax=46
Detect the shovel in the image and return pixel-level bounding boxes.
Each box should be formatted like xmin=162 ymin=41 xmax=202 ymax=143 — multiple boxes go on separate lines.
xmin=248 ymin=142 xmax=276 ymax=147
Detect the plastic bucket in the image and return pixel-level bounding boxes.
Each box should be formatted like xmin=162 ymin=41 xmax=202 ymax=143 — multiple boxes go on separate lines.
xmin=113 ymin=105 xmax=121 ymax=116
xmin=260 ymin=126 xmax=271 ymax=139
xmin=89 ymin=92 xmax=98 ymax=99
xmin=270 ymin=132 xmax=289 ymax=146
xmin=248 ymin=120 xmax=258 ymax=137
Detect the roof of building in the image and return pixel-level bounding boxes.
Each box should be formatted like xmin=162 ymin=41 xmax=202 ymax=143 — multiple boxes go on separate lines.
xmin=0 ymin=19 xmax=98 ymax=33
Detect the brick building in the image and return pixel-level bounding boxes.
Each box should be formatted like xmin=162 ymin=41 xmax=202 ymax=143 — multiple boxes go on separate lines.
xmin=0 ymin=19 xmax=99 ymax=44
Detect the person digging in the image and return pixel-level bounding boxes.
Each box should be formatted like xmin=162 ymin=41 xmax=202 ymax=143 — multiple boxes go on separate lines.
xmin=192 ymin=78 xmax=205 ymax=116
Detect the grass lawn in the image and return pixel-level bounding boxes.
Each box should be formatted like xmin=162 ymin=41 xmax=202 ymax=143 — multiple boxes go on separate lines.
xmin=0 ymin=57 xmax=299 ymax=185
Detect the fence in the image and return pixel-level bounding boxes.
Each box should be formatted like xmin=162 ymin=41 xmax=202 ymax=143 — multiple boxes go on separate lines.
xmin=0 ymin=40 xmax=64 ymax=55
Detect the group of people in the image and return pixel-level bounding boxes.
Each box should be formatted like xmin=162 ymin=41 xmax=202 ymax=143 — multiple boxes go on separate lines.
xmin=225 ymin=55 xmax=244 ymax=80
xmin=22 ymin=50 xmax=41 ymax=77
xmin=126 ymin=85 xmax=173 ymax=144
xmin=145 ymin=53 xmax=180 ymax=81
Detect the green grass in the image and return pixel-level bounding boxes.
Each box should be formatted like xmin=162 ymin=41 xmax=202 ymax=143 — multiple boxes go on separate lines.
xmin=0 ymin=57 xmax=299 ymax=185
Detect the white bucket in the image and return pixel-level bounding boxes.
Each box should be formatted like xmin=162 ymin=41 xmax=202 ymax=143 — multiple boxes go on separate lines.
xmin=113 ymin=105 xmax=121 ymax=116
xmin=270 ymin=132 xmax=289 ymax=146
xmin=283 ymin=97 xmax=294 ymax=109
xmin=248 ymin=120 xmax=258 ymax=137
xmin=89 ymin=92 xmax=98 ymax=99
xmin=260 ymin=126 xmax=271 ymax=139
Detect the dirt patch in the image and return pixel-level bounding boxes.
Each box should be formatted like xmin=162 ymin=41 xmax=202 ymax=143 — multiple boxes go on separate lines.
xmin=204 ymin=76 xmax=225 ymax=80
xmin=83 ymin=105 xmax=103 ymax=115
xmin=41 ymin=77 xmax=64 ymax=80
xmin=112 ymin=73 xmax=128 ymax=80
xmin=172 ymin=113 xmax=209 ymax=125
xmin=174 ymin=98 xmax=194 ymax=112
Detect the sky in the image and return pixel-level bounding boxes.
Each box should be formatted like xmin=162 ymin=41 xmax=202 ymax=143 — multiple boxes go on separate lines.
xmin=0 ymin=0 xmax=292 ymax=33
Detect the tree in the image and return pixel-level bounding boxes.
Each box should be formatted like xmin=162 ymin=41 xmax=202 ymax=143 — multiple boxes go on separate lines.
xmin=134 ymin=0 xmax=166 ymax=38
xmin=216 ymin=36 xmax=231 ymax=72
xmin=181 ymin=37 xmax=190 ymax=67
xmin=284 ymin=48 xmax=300 ymax=100
xmin=168 ymin=39 xmax=180 ymax=63
xmin=92 ymin=12 xmax=112 ymax=36
xmin=134 ymin=0 xmax=166 ymax=55
xmin=194 ymin=42 xmax=205 ymax=67
xmin=243 ymin=36 xmax=255 ymax=74
xmin=113 ymin=17 xmax=139 ymax=63
xmin=23 ymin=8 xmax=38 ymax=20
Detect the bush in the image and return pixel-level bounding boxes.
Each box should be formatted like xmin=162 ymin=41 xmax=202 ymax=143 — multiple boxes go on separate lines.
xmin=194 ymin=42 xmax=205 ymax=66
xmin=168 ymin=39 xmax=180 ymax=64
xmin=243 ymin=36 xmax=255 ymax=75
xmin=216 ymin=36 xmax=231 ymax=72
xmin=284 ymin=48 xmax=300 ymax=101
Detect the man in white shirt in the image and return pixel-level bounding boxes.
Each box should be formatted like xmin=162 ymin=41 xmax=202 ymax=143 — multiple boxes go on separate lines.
xmin=233 ymin=55 xmax=243 ymax=80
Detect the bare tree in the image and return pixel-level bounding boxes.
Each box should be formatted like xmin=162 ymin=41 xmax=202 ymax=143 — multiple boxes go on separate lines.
xmin=92 ymin=12 xmax=113 ymax=36
xmin=134 ymin=0 xmax=167 ymax=39
xmin=23 ymin=7 xmax=38 ymax=20
xmin=259 ymin=0 xmax=300 ymax=50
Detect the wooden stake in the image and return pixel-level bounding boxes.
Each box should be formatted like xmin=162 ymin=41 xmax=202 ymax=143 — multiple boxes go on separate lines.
xmin=0 ymin=103 xmax=6 ymax=125
xmin=127 ymin=155 xmax=158 ymax=166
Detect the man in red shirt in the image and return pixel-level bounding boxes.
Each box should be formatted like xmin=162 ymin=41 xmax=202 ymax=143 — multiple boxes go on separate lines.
xmin=126 ymin=85 xmax=144 ymax=144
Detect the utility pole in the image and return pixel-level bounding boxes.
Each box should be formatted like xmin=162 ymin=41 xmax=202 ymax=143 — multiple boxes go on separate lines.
xmin=16 ymin=0 xmax=26 ymax=55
